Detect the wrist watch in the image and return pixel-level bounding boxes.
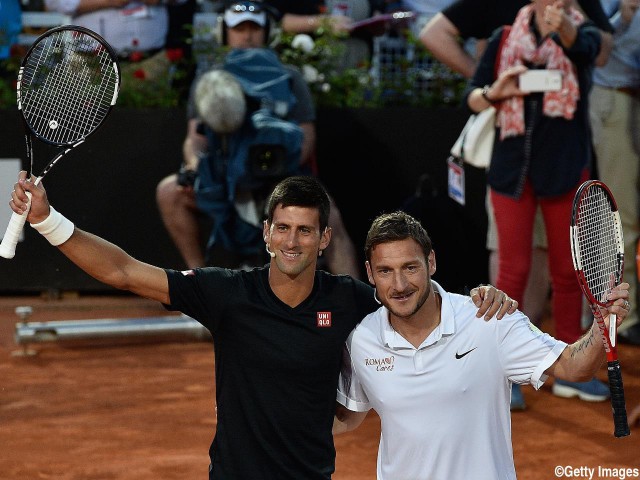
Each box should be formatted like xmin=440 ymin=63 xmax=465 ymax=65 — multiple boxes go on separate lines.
xmin=481 ymin=85 xmax=499 ymax=104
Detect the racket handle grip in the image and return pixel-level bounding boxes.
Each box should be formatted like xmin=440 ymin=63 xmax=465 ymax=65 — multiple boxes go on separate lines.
xmin=607 ymin=360 xmax=630 ymax=438
xmin=0 ymin=191 xmax=31 ymax=259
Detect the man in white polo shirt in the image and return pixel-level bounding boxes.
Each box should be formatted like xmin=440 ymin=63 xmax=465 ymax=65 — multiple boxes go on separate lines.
xmin=44 ymin=0 xmax=190 ymax=81
xmin=45 ymin=0 xmax=175 ymax=57
xmin=334 ymin=211 xmax=631 ymax=480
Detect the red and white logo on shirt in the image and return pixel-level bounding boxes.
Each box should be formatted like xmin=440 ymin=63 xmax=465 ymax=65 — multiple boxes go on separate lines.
xmin=317 ymin=312 xmax=332 ymax=328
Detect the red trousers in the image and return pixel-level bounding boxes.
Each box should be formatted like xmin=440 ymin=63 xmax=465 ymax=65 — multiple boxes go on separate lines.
xmin=490 ymin=173 xmax=588 ymax=343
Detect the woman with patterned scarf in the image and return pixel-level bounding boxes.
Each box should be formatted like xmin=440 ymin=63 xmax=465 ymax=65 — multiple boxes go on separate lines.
xmin=465 ymin=0 xmax=609 ymax=402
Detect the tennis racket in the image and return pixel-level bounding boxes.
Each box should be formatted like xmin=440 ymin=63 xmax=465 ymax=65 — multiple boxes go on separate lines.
xmin=570 ymin=179 xmax=630 ymax=438
xmin=0 ymin=25 xmax=120 ymax=259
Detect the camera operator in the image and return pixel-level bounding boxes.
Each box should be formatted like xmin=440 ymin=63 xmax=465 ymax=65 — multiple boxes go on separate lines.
xmin=156 ymin=0 xmax=361 ymax=277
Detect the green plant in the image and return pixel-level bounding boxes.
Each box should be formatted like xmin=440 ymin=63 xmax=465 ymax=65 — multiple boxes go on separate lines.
xmin=116 ymin=47 xmax=194 ymax=108
xmin=0 ymin=52 xmax=20 ymax=109
xmin=1 ymin=25 xmax=467 ymax=110
xmin=0 ymin=75 xmax=16 ymax=108
xmin=274 ymin=24 xmax=467 ymax=109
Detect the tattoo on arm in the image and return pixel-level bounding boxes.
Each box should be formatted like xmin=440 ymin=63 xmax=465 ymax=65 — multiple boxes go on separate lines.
xmin=570 ymin=329 xmax=596 ymax=358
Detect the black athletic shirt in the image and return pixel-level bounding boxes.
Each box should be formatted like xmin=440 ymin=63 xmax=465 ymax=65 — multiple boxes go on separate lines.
xmin=265 ymin=0 xmax=322 ymax=18
xmin=165 ymin=266 xmax=378 ymax=479
xmin=443 ymin=0 xmax=613 ymax=40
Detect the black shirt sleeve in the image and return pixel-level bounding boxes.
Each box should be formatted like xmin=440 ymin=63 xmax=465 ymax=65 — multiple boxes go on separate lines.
xmin=576 ymin=0 xmax=614 ymax=33
xmin=441 ymin=0 xmax=488 ymax=39
xmin=264 ymin=0 xmax=322 ymax=18
xmin=441 ymin=0 xmax=612 ymax=40
xmin=463 ymin=26 xmax=503 ymax=106
xmin=164 ymin=267 xmax=238 ymax=333
xmin=442 ymin=0 xmax=524 ymax=40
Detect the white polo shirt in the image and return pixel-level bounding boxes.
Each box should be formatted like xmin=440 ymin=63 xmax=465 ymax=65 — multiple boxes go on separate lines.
xmin=337 ymin=281 xmax=567 ymax=480
xmin=45 ymin=0 xmax=172 ymax=55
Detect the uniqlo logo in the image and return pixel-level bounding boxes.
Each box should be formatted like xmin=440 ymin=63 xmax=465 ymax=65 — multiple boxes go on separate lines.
xmin=317 ymin=312 xmax=332 ymax=328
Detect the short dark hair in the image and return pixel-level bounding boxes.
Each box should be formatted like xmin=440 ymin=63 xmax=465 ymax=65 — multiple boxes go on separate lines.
xmin=365 ymin=211 xmax=432 ymax=262
xmin=266 ymin=176 xmax=331 ymax=231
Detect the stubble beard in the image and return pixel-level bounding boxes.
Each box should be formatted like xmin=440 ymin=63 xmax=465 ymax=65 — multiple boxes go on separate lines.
xmin=387 ymin=281 xmax=432 ymax=320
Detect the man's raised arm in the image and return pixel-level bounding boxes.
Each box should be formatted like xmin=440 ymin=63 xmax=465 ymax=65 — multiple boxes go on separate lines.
xmin=10 ymin=171 xmax=170 ymax=305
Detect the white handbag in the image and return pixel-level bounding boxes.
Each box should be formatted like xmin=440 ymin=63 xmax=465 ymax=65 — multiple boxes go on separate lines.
xmin=450 ymin=106 xmax=496 ymax=169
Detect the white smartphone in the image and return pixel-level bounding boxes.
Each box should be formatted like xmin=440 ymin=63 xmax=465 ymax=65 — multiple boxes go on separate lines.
xmin=518 ymin=69 xmax=562 ymax=92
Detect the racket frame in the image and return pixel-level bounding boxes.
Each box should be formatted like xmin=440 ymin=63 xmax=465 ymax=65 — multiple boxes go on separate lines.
xmin=0 ymin=25 xmax=120 ymax=259
xmin=570 ymin=179 xmax=629 ymax=438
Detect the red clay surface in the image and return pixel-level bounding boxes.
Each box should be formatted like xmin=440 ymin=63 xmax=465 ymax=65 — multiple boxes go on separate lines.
xmin=1 ymin=294 xmax=639 ymax=480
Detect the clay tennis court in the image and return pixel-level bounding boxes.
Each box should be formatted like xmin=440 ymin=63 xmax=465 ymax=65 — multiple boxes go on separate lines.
xmin=1 ymin=293 xmax=638 ymax=479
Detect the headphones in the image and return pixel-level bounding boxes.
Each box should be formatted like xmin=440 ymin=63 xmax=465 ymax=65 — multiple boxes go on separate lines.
xmin=215 ymin=0 xmax=281 ymax=47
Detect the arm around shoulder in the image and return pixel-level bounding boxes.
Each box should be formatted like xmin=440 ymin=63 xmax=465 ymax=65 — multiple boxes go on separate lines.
xmin=333 ymin=403 xmax=368 ymax=434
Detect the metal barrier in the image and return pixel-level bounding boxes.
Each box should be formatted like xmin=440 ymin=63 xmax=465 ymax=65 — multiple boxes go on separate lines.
xmin=12 ymin=305 xmax=211 ymax=355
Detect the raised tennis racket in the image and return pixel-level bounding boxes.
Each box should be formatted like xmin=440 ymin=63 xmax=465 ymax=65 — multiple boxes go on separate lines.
xmin=570 ymin=179 xmax=629 ymax=438
xmin=0 ymin=25 xmax=120 ymax=259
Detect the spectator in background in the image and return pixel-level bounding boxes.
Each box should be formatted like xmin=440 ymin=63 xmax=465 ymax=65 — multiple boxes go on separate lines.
xmin=0 ymin=0 xmax=21 ymax=62
xmin=266 ymin=0 xmax=389 ymax=69
xmin=265 ymin=1 xmax=397 ymax=34
xmin=398 ymin=0 xmax=455 ymax=37
xmin=44 ymin=0 xmax=189 ymax=80
xmin=589 ymin=0 xmax=640 ymax=346
xmin=265 ymin=0 xmax=353 ymax=34
xmin=323 ymin=0 xmax=380 ymax=68
xmin=419 ymin=0 xmax=614 ymax=411
xmin=419 ymin=0 xmax=613 ymax=79
xmin=156 ymin=0 xmax=362 ymax=278
xmin=466 ymin=0 xmax=607 ymax=404
xmin=166 ymin=0 xmax=197 ymax=54
xmin=401 ymin=0 xmax=452 ymax=19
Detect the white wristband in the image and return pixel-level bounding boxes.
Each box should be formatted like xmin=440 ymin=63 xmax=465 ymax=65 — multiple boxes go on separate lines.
xmin=30 ymin=206 xmax=75 ymax=246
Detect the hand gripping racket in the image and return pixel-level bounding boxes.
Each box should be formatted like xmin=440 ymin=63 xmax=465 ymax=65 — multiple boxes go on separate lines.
xmin=0 ymin=25 xmax=120 ymax=259
xmin=570 ymin=179 xmax=630 ymax=438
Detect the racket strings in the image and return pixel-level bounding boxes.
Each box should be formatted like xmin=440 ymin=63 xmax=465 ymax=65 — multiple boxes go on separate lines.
xmin=576 ymin=188 xmax=623 ymax=304
xmin=19 ymin=30 xmax=119 ymax=145
xmin=24 ymin=35 xmax=114 ymax=141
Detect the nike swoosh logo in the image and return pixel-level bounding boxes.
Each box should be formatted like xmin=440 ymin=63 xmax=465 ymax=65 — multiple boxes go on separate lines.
xmin=455 ymin=347 xmax=477 ymax=359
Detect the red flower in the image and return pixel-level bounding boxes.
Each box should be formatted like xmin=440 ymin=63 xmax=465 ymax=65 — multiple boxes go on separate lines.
xmin=165 ymin=48 xmax=184 ymax=63
xmin=129 ymin=51 xmax=144 ymax=62
xmin=133 ymin=69 xmax=146 ymax=80
xmin=9 ymin=44 xmax=22 ymax=57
